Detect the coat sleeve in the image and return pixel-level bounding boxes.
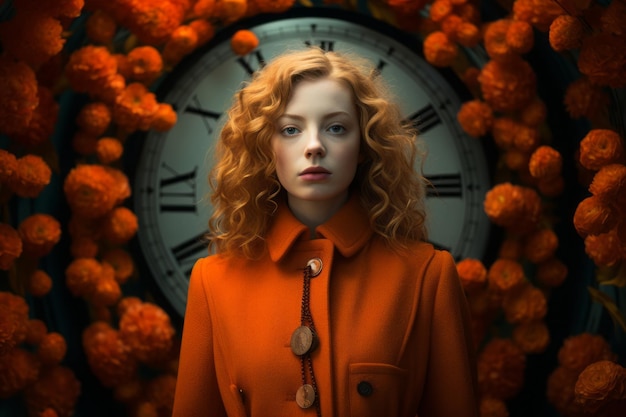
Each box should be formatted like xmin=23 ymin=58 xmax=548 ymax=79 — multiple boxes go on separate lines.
xmin=417 ymin=250 xmax=479 ymax=417
xmin=172 ymin=257 xmax=227 ymax=417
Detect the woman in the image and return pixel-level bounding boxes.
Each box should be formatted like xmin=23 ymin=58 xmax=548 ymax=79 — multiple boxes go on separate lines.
xmin=172 ymin=47 xmax=478 ymax=417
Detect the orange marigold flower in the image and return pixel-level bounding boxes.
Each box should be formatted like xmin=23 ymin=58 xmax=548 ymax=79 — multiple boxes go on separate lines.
xmin=120 ymin=0 xmax=185 ymax=46
xmin=127 ymin=46 xmax=164 ymax=85
xmin=191 ymin=0 xmax=217 ymax=19
xmin=491 ymin=117 xmax=519 ymax=151
xmin=69 ymin=236 xmax=99 ymax=259
xmin=23 ymin=365 xmax=81 ymax=417
xmin=574 ymin=360 xmax=626 ymax=414
xmin=101 ymin=206 xmax=138 ymax=245
xmin=549 ymin=14 xmax=584 ymax=52
xmin=117 ymin=296 xmax=143 ymax=317
xmin=457 ymin=99 xmax=493 ymax=137
xmin=150 ymin=103 xmax=178 ymax=132
xmin=25 ymin=319 xmax=48 ymax=346
xmin=579 ymin=129 xmax=625 ymax=171
xmin=0 ymin=292 xmax=29 ymax=349
xmin=18 ymin=213 xmax=62 ymax=258
xmin=119 ymin=301 xmax=176 ymax=364
xmin=11 ymin=86 xmax=59 ymax=148
xmin=512 ymin=0 xmax=565 ymax=31
xmin=477 ymin=338 xmax=526 ymax=400
xmin=9 ymin=154 xmax=52 ymax=198
xmin=547 ymin=366 xmax=583 ymax=416
xmin=558 ymin=333 xmax=617 ymax=373
xmin=536 ymin=257 xmax=568 ymax=287
xmin=63 ymin=164 xmax=119 ymax=218
xmin=76 ymin=102 xmax=112 ymax=137
xmin=188 ymin=18 xmax=216 ymax=47
xmin=564 ymin=77 xmax=610 ymax=120
xmin=488 ymin=258 xmax=526 ymax=294
xmin=0 ymin=56 xmax=38 ymax=136
xmin=113 ymin=82 xmax=159 ymax=132
xmin=215 ymin=0 xmax=247 ymax=23
xmin=483 ymin=183 xmax=541 ymax=231
xmin=0 ymin=348 xmax=40 ymax=399
xmin=512 ymin=123 xmax=540 ymax=153
xmin=37 ymin=332 xmax=67 ymax=366
xmin=0 ymin=223 xmax=23 ymax=271
xmin=522 ymin=228 xmax=559 ymax=263
xmin=440 ymin=14 xmax=463 ymax=41
xmin=479 ymin=396 xmax=509 ymax=417
xmin=28 ymin=269 xmax=53 ymax=297
xmin=0 ymin=9 xmax=65 ymax=69
xmin=105 ymin=166 xmax=132 ymax=206
xmin=502 ymin=282 xmax=547 ymax=324
xmin=423 ymin=31 xmax=458 ymax=67
xmin=112 ymin=378 xmax=143 ymax=403
xmin=71 ymin=131 xmax=98 ymax=156
xmin=82 ymin=322 xmax=137 ymax=388
xmin=102 ymin=248 xmax=135 ymax=284
xmin=479 ymin=57 xmax=536 ymax=112
xmin=0 ymin=307 xmax=20 ymax=355
xmin=39 ymin=408 xmax=58 ymax=417
xmin=512 ymin=320 xmax=550 ymax=354
xmin=0 ymin=149 xmax=18 ymax=183
xmin=65 ymin=45 xmax=118 ymax=96
xmin=162 ymin=25 xmax=199 ymax=68
xmin=578 ymin=33 xmax=626 ymax=88
xmin=456 ymin=258 xmax=487 ymax=292
xmin=455 ymin=21 xmax=481 ymax=47
xmin=574 ymin=195 xmax=618 ymax=237
xmin=429 ymin=0 xmax=453 ymax=22
xmin=230 ymin=30 xmax=259 ymax=56
xmin=85 ymin=9 xmax=117 ymax=45
xmin=506 ymin=20 xmax=534 ymax=55
xmin=65 ymin=257 xmax=102 ymax=297
xmin=584 ymin=230 xmax=623 ymax=267
xmin=87 ymin=262 xmax=122 ymax=307
xmin=484 ymin=19 xmax=516 ymax=62
xmin=96 ymin=137 xmax=124 ymax=165
xmin=589 ymin=164 xmax=626 ymax=206
xmin=529 ymin=145 xmax=562 ymax=180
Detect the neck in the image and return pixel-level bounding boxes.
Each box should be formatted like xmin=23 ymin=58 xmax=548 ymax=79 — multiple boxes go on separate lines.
xmin=287 ymin=194 xmax=349 ymax=234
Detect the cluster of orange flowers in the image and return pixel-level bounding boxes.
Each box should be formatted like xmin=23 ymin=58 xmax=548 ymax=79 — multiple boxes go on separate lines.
xmin=82 ymin=297 xmax=177 ymax=416
xmin=547 ymin=332 xmax=624 ymax=416
xmin=0 ymin=291 xmax=80 ymax=417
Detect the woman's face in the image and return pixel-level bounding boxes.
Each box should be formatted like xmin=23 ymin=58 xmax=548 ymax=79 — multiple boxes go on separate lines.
xmin=272 ymin=77 xmax=361 ymax=218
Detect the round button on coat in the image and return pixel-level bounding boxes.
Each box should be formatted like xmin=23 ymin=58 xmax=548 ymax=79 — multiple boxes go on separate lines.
xmin=296 ymin=384 xmax=316 ymax=408
xmin=357 ymin=381 xmax=374 ymax=397
xmin=290 ymin=325 xmax=317 ymax=356
xmin=306 ymin=258 xmax=323 ymax=277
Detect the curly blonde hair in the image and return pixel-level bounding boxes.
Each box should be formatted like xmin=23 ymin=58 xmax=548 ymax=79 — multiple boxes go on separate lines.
xmin=208 ymin=47 xmax=428 ymax=258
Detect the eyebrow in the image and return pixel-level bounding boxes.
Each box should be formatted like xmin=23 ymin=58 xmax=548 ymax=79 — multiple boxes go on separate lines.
xmin=278 ymin=111 xmax=353 ymax=120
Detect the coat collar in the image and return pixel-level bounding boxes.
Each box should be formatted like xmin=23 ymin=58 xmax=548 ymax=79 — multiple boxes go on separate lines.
xmin=266 ymin=194 xmax=373 ymax=262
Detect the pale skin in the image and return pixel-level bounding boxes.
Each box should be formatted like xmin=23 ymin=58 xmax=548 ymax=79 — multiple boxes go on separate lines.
xmin=272 ymin=77 xmax=362 ymax=234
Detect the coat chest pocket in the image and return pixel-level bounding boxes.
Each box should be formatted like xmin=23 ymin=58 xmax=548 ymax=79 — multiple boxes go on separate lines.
xmin=348 ymin=363 xmax=408 ymax=417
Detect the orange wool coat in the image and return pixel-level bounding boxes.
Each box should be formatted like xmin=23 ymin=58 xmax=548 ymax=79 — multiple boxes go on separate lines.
xmin=172 ymin=196 xmax=479 ymax=417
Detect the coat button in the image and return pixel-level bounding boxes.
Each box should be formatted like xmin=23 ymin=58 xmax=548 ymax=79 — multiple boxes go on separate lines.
xmin=296 ymin=384 xmax=316 ymax=408
xmin=306 ymin=258 xmax=323 ymax=277
xmin=357 ymin=381 xmax=373 ymax=397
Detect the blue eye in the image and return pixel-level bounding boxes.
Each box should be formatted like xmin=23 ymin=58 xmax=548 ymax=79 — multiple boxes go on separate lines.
xmin=282 ymin=126 xmax=299 ymax=136
xmin=328 ymin=124 xmax=345 ymax=134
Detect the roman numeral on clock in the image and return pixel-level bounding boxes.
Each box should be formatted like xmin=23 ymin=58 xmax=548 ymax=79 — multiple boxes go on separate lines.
xmin=425 ymin=173 xmax=463 ymax=198
xmin=237 ymin=50 xmax=266 ymax=75
xmin=185 ymin=94 xmax=222 ymax=135
xmin=159 ymin=163 xmax=198 ymax=212
xmin=407 ymin=104 xmax=442 ymax=133
xmin=170 ymin=232 xmax=208 ymax=276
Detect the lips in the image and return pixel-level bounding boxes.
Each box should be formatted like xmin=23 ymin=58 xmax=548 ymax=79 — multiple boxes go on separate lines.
xmin=299 ymin=166 xmax=331 ymax=181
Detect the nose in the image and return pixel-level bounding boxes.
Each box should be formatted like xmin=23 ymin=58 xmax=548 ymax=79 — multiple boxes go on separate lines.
xmin=304 ymin=129 xmax=326 ymax=158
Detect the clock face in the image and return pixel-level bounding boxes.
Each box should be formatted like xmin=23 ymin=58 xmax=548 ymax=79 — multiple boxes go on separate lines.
xmin=131 ymin=8 xmax=492 ymax=317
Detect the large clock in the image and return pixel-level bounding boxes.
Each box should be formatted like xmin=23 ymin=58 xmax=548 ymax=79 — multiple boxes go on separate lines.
xmin=130 ymin=7 xmax=493 ymax=317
